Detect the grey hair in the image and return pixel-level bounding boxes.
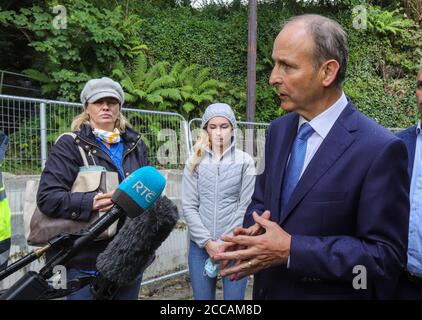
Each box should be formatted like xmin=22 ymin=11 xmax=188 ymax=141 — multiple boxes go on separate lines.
xmin=282 ymin=14 xmax=349 ymax=86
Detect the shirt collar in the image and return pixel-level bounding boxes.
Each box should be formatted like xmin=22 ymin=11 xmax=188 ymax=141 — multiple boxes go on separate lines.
xmin=298 ymin=91 xmax=348 ymax=139
xmin=416 ymin=121 xmax=421 ymax=136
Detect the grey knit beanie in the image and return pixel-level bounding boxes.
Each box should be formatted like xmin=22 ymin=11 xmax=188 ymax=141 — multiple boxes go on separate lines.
xmin=201 ymin=103 xmax=237 ymax=129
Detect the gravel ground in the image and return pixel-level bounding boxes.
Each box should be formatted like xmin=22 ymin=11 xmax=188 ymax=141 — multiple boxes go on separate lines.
xmin=140 ymin=274 xmax=254 ymax=300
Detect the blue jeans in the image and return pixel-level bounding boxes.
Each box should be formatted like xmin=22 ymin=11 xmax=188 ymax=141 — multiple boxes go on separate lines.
xmin=188 ymin=240 xmax=247 ymax=300
xmin=66 ymin=268 xmax=143 ymax=300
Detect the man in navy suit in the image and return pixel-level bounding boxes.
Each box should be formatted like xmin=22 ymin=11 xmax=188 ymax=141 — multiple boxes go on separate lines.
xmin=214 ymin=14 xmax=410 ymax=299
xmin=395 ymin=66 xmax=422 ymax=299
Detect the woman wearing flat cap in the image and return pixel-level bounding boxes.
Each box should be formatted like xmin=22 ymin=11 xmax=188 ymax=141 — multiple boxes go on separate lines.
xmin=37 ymin=77 xmax=150 ymax=300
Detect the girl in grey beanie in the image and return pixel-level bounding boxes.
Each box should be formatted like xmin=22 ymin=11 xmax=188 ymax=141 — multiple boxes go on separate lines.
xmin=182 ymin=103 xmax=256 ymax=300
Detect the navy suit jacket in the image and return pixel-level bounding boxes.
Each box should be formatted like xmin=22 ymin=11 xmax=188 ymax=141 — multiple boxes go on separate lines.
xmin=244 ymin=101 xmax=410 ymax=299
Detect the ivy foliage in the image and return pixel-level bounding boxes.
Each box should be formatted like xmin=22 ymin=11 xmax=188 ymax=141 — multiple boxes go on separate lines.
xmin=0 ymin=0 xmax=420 ymax=127
xmin=138 ymin=0 xmax=420 ymax=126
xmin=0 ymin=1 xmax=145 ymax=101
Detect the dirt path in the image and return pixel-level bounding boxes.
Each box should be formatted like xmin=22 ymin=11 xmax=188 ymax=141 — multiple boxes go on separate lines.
xmin=140 ymin=274 xmax=254 ymax=300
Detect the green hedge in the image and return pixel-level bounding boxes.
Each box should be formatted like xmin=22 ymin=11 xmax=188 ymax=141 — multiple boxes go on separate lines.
xmin=138 ymin=2 xmax=420 ymax=127
xmin=2 ymin=1 xmax=419 ymax=127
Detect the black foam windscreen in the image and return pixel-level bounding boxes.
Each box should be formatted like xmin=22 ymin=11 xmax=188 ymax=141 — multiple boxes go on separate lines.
xmin=95 ymin=196 xmax=179 ymax=286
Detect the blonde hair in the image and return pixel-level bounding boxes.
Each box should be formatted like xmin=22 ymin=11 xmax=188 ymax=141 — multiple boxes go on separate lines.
xmin=189 ymin=129 xmax=211 ymax=174
xmin=70 ymin=108 xmax=132 ymax=132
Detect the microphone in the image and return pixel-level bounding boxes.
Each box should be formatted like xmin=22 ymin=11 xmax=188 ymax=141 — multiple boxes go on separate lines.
xmin=0 ymin=166 xmax=167 ymax=300
xmin=91 ymin=195 xmax=179 ymax=299
xmin=39 ymin=166 xmax=166 ymax=279
xmin=111 ymin=166 xmax=166 ymax=218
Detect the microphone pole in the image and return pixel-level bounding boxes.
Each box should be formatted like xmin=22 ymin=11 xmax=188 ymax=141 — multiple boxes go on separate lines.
xmin=39 ymin=205 xmax=123 ymax=279
xmin=0 ymin=245 xmax=50 ymax=282
xmin=0 ymin=203 xmax=120 ymax=282
xmin=0 ymin=206 xmax=123 ymax=300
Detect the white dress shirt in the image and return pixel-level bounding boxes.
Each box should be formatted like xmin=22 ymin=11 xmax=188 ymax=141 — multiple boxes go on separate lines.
xmin=296 ymin=92 xmax=348 ymax=178
xmin=286 ymin=92 xmax=348 ymax=268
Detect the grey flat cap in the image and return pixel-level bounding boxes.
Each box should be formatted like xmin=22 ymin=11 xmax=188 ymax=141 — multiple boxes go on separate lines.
xmin=80 ymin=77 xmax=124 ymax=107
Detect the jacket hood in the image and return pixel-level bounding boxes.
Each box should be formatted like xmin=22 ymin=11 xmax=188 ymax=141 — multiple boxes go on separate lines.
xmin=201 ymin=103 xmax=237 ymax=130
xmin=201 ymin=103 xmax=237 ymax=155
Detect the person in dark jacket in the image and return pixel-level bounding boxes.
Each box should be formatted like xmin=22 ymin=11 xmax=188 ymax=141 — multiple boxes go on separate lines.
xmin=37 ymin=77 xmax=150 ymax=300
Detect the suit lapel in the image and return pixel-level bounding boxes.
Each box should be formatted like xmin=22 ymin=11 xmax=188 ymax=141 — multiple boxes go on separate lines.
xmin=406 ymin=127 xmax=417 ymax=178
xmin=279 ymin=103 xmax=357 ymax=224
xmin=270 ymin=114 xmax=298 ymax=222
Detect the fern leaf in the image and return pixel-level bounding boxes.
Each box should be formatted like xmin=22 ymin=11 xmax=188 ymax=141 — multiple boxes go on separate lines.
xmin=133 ymin=53 xmax=148 ymax=84
xmin=23 ymin=69 xmax=50 ymax=83
xmin=121 ymin=78 xmax=136 ymax=92
xmin=158 ymin=101 xmax=172 ymax=111
xmin=181 ymin=91 xmax=191 ymax=100
xmin=146 ymin=94 xmax=163 ymax=104
xmin=41 ymin=83 xmax=58 ymax=94
xmin=179 ymin=64 xmax=197 ymax=84
xmin=170 ymin=61 xmax=184 ymax=79
xmin=124 ymin=92 xmax=137 ymax=103
xmin=154 ymin=88 xmax=182 ymax=101
xmin=198 ymin=79 xmax=221 ymax=92
xmin=203 ymin=89 xmax=218 ymax=96
xmin=181 ymin=85 xmax=193 ymax=93
xmin=182 ymin=102 xmax=195 ymax=114
xmin=193 ymin=68 xmax=210 ymax=88
xmin=146 ymin=75 xmax=176 ymax=93
xmin=145 ymin=62 xmax=169 ymax=88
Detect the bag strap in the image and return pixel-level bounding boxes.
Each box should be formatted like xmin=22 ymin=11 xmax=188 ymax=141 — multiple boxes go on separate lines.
xmin=55 ymin=132 xmax=89 ymax=167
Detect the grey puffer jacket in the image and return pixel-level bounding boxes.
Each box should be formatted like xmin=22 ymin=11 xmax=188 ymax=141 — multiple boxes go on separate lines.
xmin=182 ymin=103 xmax=256 ymax=248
